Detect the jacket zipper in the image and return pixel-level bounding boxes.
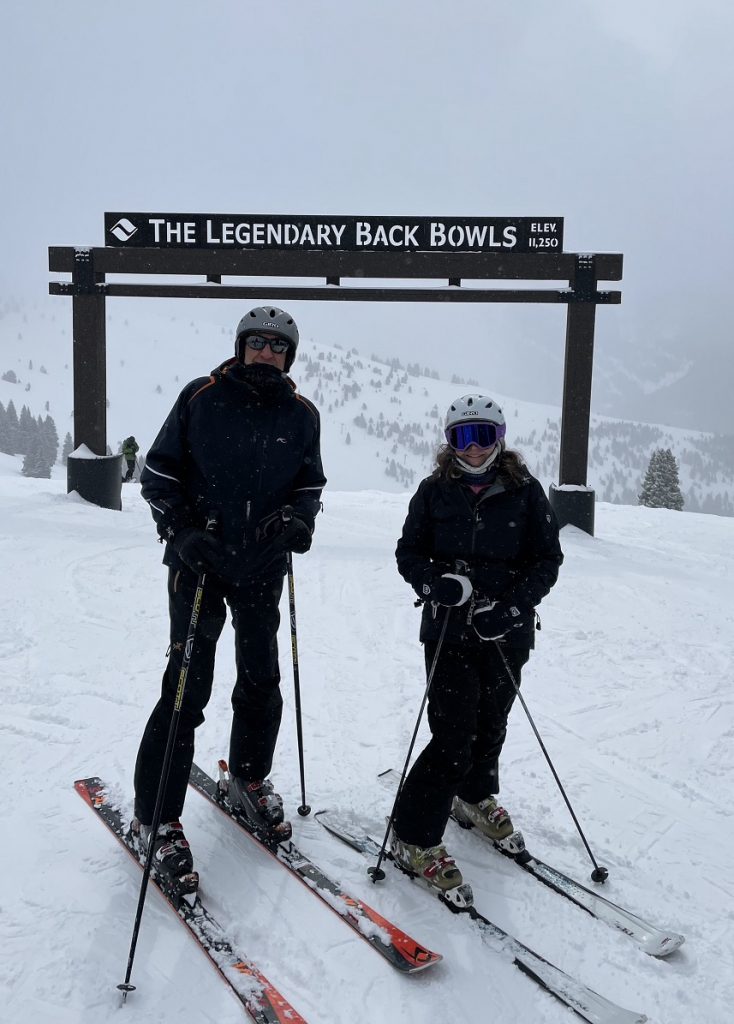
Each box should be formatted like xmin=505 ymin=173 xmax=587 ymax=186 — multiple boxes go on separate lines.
xmin=243 ymin=499 xmax=251 ymax=548
xmin=243 ymin=427 xmax=269 ymax=548
xmin=462 ymin=487 xmax=502 ymax=626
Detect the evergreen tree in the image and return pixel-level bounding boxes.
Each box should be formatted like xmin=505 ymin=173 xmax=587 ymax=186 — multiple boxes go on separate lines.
xmin=639 ymin=448 xmax=684 ymax=510
xmin=21 ymin=439 xmax=37 ymax=477
xmin=22 ymin=427 xmax=50 ymax=479
xmin=41 ymin=414 xmax=59 ymax=465
xmin=18 ymin=405 xmax=34 ymax=455
xmin=61 ymin=432 xmax=73 ymax=465
xmin=0 ymin=402 xmax=8 ymax=454
xmin=4 ymin=400 xmax=19 ymax=454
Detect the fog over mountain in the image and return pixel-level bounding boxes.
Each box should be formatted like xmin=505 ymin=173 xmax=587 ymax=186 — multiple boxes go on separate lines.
xmin=1 ymin=1 xmax=732 ymax=434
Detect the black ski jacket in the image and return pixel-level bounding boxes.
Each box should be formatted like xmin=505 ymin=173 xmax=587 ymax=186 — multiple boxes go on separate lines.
xmin=396 ymin=468 xmax=563 ymax=647
xmin=140 ymin=358 xmax=326 ymax=583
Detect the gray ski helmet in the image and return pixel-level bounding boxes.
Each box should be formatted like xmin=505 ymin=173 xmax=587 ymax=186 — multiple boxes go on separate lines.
xmin=235 ymin=306 xmax=299 ymax=370
xmin=445 ymin=394 xmax=505 ymax=431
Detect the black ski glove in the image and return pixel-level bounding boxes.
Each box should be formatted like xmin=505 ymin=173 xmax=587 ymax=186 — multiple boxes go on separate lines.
xmin=422 ymin=572 xmax=473 ymax=607
xmin=473 ymin=600 xmax=530 ymax=641
xmin=255 ymin=506 xmax=313 ymax=555
xmin=171 ymin=527 xmax=226 ymax=575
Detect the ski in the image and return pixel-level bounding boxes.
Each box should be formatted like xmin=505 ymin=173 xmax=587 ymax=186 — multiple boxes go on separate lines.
xmin=188 ymin=761 xmax=442 ymax=974
xmin=457 ymin=821 xmax=686 ymax=958
xmin=74 ymin=777 xmax=306 ymax=1024
xmin=379 ymin=768 xmax=685 ymax=958
xmin=316 ymin=810 xmax=648 ymax=1024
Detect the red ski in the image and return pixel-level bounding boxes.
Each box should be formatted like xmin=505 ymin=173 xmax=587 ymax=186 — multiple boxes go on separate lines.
xmin=75 ymin=777 xmax=307 ymax=1024
xmin=189 ymin=760 xmax=442 ymax=974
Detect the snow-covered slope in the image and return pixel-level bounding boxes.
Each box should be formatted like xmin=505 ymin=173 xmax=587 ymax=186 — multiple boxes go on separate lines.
xmin=1 ymin=460 xmax=732 ymax=1023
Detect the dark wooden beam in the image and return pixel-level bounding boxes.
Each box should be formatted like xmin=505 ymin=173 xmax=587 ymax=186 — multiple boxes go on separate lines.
xmin=50 ymin=281 xmax=621 ymax=304
xmin=559 ymin=256 xmax=598 ymax=485
xmin=49 ymin=245 xmax=623 ymax=282
xmin=72 ymin=293 xmax=107 ymax=456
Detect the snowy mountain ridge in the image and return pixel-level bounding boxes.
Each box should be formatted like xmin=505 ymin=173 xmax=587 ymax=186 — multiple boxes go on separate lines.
xmin=1 ymin=297 xmax=733 ymax=514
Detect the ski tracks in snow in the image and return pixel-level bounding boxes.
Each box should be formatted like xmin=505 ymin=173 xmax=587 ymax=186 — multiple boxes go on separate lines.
xmin=3 ymin=482 xmax=734 ymax=1022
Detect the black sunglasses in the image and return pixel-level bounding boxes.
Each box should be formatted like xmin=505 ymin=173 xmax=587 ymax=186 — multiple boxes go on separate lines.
xmin=245 ymin=334 xmax=290 ymax=355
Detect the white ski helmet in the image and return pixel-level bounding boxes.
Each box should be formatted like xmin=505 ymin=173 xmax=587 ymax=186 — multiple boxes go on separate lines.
xmin=445 ymin=394 xmax=505 ymax=430
xmin=444 ymin=394 xmax=506 ymax=451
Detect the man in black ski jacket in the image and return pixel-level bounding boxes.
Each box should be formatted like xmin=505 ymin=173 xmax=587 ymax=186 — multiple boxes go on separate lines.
xmin=132 ymin=306 xmax=325 ymax=886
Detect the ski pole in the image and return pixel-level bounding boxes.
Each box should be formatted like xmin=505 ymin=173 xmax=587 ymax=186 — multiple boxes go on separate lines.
xmin=368 ymin=604 xmax=452 ymax=882
xmin=118 ymin=511 xmax=219 ymax=1001
xmin=286 ymin=550 xmax=310 ymax=816
xmin=493 ymin=640 xmax=609 ymax=883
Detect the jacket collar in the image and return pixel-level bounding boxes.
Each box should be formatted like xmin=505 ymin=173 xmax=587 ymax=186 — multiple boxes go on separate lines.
xmin=213 ymin=358 xmax=297 ymax=402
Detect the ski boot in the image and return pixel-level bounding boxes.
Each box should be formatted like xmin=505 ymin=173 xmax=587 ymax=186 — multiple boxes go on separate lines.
xmin=131 ymin=818 xmax=199 ymax=898
xmin=226 ymin=772 xmax=293 ymax=844
xmin=389 ymin=830 xmax=473 ymax=909
xmin=452 ymin=795 xmax=517 ymax=842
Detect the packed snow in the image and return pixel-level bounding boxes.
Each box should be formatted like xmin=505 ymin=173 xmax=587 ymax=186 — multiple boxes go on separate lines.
xmin=1 ymin=451 xmax=733 ymax=1023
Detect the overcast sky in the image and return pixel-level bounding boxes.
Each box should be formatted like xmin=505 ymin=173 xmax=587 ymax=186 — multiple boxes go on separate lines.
xmin=2 ymin=1 xmax=732 ymax=426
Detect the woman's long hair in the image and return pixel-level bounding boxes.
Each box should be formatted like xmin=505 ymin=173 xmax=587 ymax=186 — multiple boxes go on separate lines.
xmin=433 ymin=442 xmax=527 ymax=485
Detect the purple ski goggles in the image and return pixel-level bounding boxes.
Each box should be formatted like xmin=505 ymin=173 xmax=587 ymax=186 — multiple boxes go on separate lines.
xmin=445 ymin=421 xmax=506 ymax=451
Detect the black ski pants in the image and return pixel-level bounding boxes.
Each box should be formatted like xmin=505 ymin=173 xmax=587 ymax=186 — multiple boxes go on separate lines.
xmin=393 ymin=641 xmax=530 ymax=848
xmin=134 ymin=566 xmax=284 ymax=824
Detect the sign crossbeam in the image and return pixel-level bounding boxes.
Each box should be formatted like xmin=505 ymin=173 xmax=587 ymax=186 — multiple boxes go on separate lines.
xmin=49 ymin=280 xmax=621 ymax=304
xmin=49 ymin=245 xmax=623 ymax=282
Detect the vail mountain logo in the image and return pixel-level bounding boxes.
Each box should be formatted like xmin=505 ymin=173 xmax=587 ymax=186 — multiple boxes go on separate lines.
xmin=109 ymin=218 xmax=138 ymax=242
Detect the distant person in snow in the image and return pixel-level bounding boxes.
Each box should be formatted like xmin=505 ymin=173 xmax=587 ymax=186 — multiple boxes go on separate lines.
xmin=122 ymin=436 xmax=139 ymax=482
xmin=388 ymin=394 xmax=563 ymax=899
xmin=132 ymin=306 xmax=325 ymax=889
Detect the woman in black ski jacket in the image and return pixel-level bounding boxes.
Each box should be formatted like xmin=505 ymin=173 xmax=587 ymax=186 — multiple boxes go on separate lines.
xmin=389 ymin=393 xmax=563 ymax=899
